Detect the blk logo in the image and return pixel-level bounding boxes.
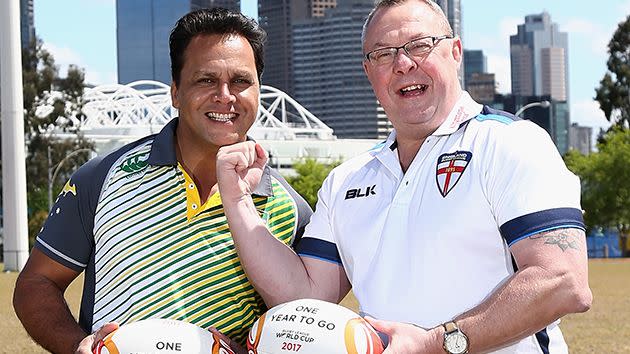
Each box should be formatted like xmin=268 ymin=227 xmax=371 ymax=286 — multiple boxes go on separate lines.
xmin=345 ymin=185 xmax=376 ymax=200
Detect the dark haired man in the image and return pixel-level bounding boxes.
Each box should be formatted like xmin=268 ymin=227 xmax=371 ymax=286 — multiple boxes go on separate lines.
xmin=14 ymin=8 xmax=310 ymax=354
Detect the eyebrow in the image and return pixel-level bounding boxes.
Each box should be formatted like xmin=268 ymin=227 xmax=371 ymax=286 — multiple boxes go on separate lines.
xmin=192 ymin=70 xmax=255 ymax=79
xmin=371 ymin=32 xmax=430 ymax=49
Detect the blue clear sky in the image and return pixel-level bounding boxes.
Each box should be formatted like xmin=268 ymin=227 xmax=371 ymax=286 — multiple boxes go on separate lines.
xmin=34 ymin=0 xmax=629 ymax=130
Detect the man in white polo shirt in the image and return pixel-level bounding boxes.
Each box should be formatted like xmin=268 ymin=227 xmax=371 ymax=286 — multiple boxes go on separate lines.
xmin=216 ymin=0 xmax=592 ymax=353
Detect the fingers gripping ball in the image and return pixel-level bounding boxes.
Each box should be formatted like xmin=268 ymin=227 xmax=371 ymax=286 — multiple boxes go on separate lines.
xmin=247 ymin=299 xmax=384 ymax=354
xmin=93 ymin=318 xmax=234 ymax=354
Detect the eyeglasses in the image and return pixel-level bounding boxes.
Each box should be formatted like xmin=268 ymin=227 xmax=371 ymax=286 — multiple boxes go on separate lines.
xmin=364 ymin=35 xmax=453 ymax=66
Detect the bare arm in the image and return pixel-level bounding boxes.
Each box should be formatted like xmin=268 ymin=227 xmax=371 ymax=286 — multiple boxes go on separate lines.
xmin=216 ymin=142 xmax=351 ymax=307
xmin=457 ymin=227 xmax=592 ymax=352
xmin=369 ymin=227 xmax=592 ymax=353
xmin=13 ymin=248 xmax=87 ymax=353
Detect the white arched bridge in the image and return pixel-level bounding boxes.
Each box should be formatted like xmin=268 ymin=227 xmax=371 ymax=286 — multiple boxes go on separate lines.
xmin=52 ymin=80 xmax=378 ymax=173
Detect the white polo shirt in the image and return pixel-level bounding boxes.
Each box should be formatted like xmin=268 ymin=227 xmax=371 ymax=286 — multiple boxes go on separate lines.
xmin=296 ymin=92 xmax=584 ymax=353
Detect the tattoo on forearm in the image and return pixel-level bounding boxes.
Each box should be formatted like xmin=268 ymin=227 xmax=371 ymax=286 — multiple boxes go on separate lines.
xmin=529 ymin=229 xmax=581 ymax=251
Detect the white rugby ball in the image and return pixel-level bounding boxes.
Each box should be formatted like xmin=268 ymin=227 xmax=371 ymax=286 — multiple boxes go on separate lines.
xmin=93 ymin=318 xmax=234 ymax=354
xmin=247 ymin=298 xmax=384 ymax=354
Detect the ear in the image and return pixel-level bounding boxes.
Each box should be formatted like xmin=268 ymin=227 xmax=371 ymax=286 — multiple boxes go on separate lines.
xmin=363 ymin=60 xmax=372 ymax=82
xmin=171 ymin=80 xmax=180 ymax=109
xmin=451 ymin=37 xmax=463 ymax=68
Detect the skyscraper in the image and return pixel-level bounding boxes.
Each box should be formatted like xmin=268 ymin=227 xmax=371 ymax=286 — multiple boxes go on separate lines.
xmin=20 ymin=0 xmax=35 ymax=49
xmin=293 ymin=0 xmax=390 ymax=139
xmin=463 ymin=49 xmax=486 ymax=84
xmin=509 ymin=12 xmax=571 ymax=154
xmin=434 ymin=0 xmax=461 ymax=37
xmin=191 ymin=0 xmax=240 ymax=11
xmin=258 ymin=1 xmax=337 ymax=95
xmin=116 ymin=0 xmax=241 ymax=85
xmin=569 ymin=123 xmax=592 ymax=155
xmin=510 ymin=12 xmax=569 ymax=101
xmin=258 ymin=0 xmax=309 ymax=95
xmin=433 ymin=0 xmax=463 ymax=85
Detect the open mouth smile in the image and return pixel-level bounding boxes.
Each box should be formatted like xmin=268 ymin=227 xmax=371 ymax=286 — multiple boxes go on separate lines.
xmin=400 ymin=84 xmax=428 ymax=96
xmin=205 ymin=112 xmax=237 ymax=122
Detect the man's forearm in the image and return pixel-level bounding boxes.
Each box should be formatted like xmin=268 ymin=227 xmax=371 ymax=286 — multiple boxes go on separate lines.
xmin=14 ymin=274 xmax=87 ymax=353
xmin=222 ymin=195 xmax=319 ymax=306
xmin=455 ymin=260 xmax=591 ymax=351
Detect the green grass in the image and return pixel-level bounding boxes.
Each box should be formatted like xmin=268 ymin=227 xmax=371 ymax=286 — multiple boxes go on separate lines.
xmin=3 ymin=259 xmax=629 ymax=353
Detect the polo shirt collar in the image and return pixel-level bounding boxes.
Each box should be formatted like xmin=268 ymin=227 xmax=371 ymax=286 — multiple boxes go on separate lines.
xmin=147 ymin=118 xmax=178 ymax=166
xmin=432 ymin=91 xmax=483 ymax=136
xmin=376 ymin=91 xmax=483 ymax=155
xmin=146 ymin=117 xmax=273 ymax=197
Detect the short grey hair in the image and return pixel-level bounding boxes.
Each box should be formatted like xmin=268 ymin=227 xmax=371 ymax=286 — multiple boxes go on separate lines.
xmin=361 ymin=0 xmax=453 ymax=44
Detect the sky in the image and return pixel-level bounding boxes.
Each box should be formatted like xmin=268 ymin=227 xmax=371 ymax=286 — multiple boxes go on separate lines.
xmin=34 ymin=0 xmax=630 ymax=131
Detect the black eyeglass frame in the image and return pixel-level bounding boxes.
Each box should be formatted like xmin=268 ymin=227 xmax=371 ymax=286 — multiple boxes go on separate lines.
xmin=364 ymin=35 xmax=454 ymax=64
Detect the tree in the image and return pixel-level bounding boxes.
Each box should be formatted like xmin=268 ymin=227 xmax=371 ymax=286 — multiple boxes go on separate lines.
xmin=595 ymin=15 xmax=630 ymax=128
xmin=565 ymin=128 xmax=630 ymax=256
xmin=285 ymin=158 xmax=340 ymax=209
xmin=20 ymin=39 xmax=94 ymax=244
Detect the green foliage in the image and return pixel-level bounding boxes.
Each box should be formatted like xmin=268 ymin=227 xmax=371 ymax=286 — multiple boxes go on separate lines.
xmin=565 ymin=128 xmax=630 ymax=255
xmin=20 ymin=38 xmax=94 ymax=243
xmin=595 ymin=15 xmax=630 ymax=128
xmin=285 ymin=158 xmax=340 ymax=208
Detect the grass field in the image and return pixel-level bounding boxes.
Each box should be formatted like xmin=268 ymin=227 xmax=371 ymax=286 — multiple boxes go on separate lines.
xmin=2 ymin=259 xmax=628 ymax=353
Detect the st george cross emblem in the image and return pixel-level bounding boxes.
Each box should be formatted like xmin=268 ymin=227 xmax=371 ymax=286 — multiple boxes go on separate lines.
xmin=436 ymin=151 xmax=472 ymax=197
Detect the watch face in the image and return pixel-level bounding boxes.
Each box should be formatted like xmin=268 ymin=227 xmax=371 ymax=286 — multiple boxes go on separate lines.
xmin=445 ymin=332 xmax=468 ymax=354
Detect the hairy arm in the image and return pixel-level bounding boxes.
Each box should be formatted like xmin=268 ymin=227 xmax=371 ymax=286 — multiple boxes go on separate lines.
xmin=217 ymin=142 xmax=351 ymax=307
xmin=13 ymin=248 xmax=87 ymax=353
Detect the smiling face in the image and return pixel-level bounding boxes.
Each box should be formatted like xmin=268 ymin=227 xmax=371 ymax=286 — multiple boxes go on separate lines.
xmin=171 ymin=33 xmax=259 ymax=151
xmin=363 ymin=1 xmax=463 ymax=140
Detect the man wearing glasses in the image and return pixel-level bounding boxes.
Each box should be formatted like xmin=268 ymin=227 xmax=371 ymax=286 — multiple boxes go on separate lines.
xmin=216 ymin=1 xmax=592 ymax=353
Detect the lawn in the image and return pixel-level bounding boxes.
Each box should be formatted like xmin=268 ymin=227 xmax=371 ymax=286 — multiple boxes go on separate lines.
xmin=2 ymin=259 xmax=628 ymax=353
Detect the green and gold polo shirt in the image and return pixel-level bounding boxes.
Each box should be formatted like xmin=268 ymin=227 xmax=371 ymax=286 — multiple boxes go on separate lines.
xmin=35 ymin=118 xmax=312 ymax=344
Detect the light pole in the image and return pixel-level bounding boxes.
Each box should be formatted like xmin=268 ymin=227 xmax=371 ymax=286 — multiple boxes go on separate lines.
xmin=515 ymin=100 xmax=551 ymax=117
xmin=48 ymin=148 xmax=94 ymax=209
xmin=1 ymin=0 xmax=29 ymax=271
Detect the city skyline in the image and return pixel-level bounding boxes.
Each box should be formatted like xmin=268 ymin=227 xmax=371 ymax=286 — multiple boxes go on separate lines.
xmin=33 ymin=0 xmax=629 ymax=132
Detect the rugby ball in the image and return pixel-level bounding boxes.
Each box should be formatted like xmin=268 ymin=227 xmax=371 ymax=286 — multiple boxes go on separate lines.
xmin=93 ymin=318 xmax=234 ymax=354
xmin=247 ymin=298 xmax=384 ymax=354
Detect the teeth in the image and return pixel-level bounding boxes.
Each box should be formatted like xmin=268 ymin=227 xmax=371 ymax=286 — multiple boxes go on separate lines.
xmin=206 ymin=112 xmax=236 ymax=122
xmin=401 ymin=84 xmax=427 ymax=93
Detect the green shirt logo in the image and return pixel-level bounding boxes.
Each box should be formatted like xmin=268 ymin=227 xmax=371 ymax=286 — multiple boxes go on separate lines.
xmin=120 ymin=154 xmax=149 ymax=174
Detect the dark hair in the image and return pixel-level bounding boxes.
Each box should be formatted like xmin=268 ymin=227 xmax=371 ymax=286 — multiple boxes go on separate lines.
xmin=169 ymin=7 xmax=266 ymax=85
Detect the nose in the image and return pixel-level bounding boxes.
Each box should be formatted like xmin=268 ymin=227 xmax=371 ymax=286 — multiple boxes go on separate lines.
xmin=392 ymin=49 xmax=417 ymax=75
xmin=214 ymin=82 xmax=236 ymax=104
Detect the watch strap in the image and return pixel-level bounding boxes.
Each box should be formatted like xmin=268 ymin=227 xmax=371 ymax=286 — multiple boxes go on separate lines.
xmin=443 ymin=321 xmax=458 ymax=333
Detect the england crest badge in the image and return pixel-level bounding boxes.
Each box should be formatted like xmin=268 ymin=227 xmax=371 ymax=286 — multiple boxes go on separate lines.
xmin=436 ymin=151 xmax=472 ymax=197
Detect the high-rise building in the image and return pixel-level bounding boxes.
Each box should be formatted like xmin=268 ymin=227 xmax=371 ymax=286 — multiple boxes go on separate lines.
xmin=116 ymin=0 xmax=241 ymax=85
xmin=258 ymin=1 xmax=336 ymax=95
xmin=20 ymin=0 xmax=35 ymax=49
xmin=492 ymin=94 xmax=570 ymax=154
xmin=310 ymin=0 xmax=337 ymax=17
xmin=293 ymin=0 xmax=390 ymax=139
xmin=191 ymin=0 xmax=240 ymax=11
xmin=467 ymin=73 xmax=496 ymax=104
xmin=569 ymin=123 xmax=592 ymax=155
xmin=434 ymin=0 xmax=461 ymax=37
xmin=463 ymin=49 xmax=486 ymax=84
xmin=258 ymin=0 xmax=309 ymax=95
xmin=508 ymin=12 xmax=571 ymax=154
xmin=433 ymin=0 xmax=463 ymax=85
xmin=510 ymin=12 xmax=569 ymax=101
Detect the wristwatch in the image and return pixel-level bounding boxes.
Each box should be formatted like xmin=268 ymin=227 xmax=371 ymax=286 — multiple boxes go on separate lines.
xmin=442 ymin=321 xmax=469 ymax=354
